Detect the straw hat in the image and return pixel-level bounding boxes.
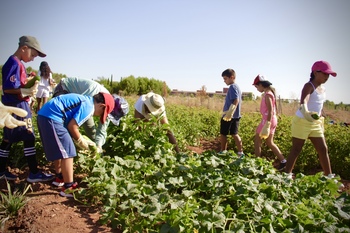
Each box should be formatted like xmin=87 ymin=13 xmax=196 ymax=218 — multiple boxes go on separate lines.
xmin=142 ymin=92 xmax=165 ymax=116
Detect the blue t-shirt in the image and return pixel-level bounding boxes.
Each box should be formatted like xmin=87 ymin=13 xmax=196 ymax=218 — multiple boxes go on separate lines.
xmin=1 ymin=56 xmax=29 ymax=104
xmin=223 ymin=83 xmax=242 ymax=119
xmin=38 ymin=93 xmax=94 ymax=128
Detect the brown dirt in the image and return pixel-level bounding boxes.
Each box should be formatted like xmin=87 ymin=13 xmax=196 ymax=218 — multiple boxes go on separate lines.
xmin=1 ymin=107 xmax=349 ymax=233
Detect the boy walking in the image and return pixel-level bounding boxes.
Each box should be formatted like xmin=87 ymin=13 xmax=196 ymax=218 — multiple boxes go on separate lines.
xmin=0 ymin=36 xmax=54 ymax=182
xmin=219 ymin=69 xmax=244 ymax=157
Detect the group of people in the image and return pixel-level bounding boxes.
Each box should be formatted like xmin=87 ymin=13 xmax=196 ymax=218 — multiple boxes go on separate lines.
xmin=0 ymin=35 xmax=180 ymax=197
xmin=0 ymin=35 xmax=340 ymax=197
xmin=219 ymin=61 xmax=337 ymax=179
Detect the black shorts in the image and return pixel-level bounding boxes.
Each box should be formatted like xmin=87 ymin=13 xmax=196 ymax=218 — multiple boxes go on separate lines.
xmin=220 ymin=117 xmax=240 ymax=136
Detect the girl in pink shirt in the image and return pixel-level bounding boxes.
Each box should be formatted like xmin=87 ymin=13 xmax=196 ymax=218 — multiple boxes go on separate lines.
xmin=253 ymin=75 xmax=286 ymax=170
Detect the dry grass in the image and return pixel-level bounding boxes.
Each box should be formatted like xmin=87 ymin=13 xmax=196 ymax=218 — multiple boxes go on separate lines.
xmin=164 ymin=95 xmax=350 ymax=123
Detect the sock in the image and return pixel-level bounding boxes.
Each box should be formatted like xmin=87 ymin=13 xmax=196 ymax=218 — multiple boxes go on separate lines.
xmin=56 ymin=173 xmax=63 ymax=179
xmin=237 ymin=151 xmax=244 ymax=155
xmin=64 ymin=182 xmax=75 ymax=188
xmin=281 ymin=159 xmax=287 ymax=163
xmin=0 ymin=151 xmax=9 ymax=172
xmin=0 ymin=141 xmax=11 ymax=172
xmin=26 ymin=155 xmax=39 ymax=174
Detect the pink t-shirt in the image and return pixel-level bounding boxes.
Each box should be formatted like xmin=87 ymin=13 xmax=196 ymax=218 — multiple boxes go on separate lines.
xmin=260 ymin=91 xmax=276 ymax=118
xmin=256 ymin=91 xmax=278 ymax=135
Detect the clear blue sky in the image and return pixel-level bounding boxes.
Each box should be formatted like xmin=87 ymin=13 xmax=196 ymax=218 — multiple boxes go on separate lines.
xmin=1 ymin=0 xmax=349 ymax=104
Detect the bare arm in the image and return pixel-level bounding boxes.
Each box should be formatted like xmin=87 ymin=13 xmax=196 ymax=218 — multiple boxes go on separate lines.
xmin=3 ymin=89 xmax=21 ymax=95
xmin=67 ymin=119 xmax=81 ymax=140
xmin=265 ymin=94 xmax=273 ymax=121
xmin=160 ymin=116 xmax=180 ymax=153
xmin=300 ymin=83 xmax=314 ymax=105
xmin=134 ymin=109 xmax=146 ymax=120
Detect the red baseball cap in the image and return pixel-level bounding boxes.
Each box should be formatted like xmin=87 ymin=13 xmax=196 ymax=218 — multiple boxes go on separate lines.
xmin=311 ymin=61 xmax=337 ymax=77
xmin=100 ymin=93 xmax=115 ymax=124
xmin=252 ymin=74 xmax=272 ymax=86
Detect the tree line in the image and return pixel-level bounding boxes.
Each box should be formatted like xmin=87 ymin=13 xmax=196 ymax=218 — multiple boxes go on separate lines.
xmin=0 ymin=65 xmax=170 ymax=97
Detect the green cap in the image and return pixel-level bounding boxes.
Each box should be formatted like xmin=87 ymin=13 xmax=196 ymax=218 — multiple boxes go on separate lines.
xmin=19 ymin=35 xmax=46 ymax=57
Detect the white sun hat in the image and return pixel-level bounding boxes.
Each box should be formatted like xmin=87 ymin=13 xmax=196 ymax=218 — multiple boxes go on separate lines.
xmin=142 ymin=92 xmax=165 ymax=116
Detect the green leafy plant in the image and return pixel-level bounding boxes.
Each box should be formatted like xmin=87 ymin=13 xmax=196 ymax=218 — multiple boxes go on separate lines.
xmin=0 ymin=181 xmax=31 ymax=230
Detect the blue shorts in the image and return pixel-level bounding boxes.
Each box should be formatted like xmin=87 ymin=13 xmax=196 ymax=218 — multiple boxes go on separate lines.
xmin=37 ymin=115 xmax=76 ymax=161
xmin=220 ymin=117 xmax=240 ymax=136
xmin=3 ymin=101 xmax=35 ymax=143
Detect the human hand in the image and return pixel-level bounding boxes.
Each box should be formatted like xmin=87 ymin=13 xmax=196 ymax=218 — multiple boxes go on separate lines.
xmin=0 ymin=102 xmax=28 ymax=128
xmin=259 ymin=121 xmax=271 ymax=139
xmin=97 ymin=146 xmax=103 ymax=154
xmin=73 ymin=135 xmax=96 ymax=150
xmin=222 ymin=104 xmax=236 ymax=121
xmin=20 ymin=81 xmax=39 ymax=97
xmin=299 ymin=104 xmax=318 ymax=122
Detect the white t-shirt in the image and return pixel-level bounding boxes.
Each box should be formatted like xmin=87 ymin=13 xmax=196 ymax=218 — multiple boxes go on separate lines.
xmin=36 ymin=73 xmax=54 ymax=98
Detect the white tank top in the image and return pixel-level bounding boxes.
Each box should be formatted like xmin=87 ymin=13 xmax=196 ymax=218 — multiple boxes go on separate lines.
xmin=296 ymin=82 xmax=325 ymax=118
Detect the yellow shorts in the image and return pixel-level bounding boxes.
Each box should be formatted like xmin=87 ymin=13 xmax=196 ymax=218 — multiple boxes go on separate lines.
xmin=291 ymin=115 xmax=324 ymax=140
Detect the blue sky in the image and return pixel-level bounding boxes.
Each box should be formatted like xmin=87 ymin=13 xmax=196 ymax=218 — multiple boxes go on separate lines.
xmin=1 ymin=0 xmax=349 ymax=104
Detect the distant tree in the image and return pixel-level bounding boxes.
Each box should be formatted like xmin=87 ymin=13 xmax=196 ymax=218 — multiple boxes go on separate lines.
xmin=96 ymin=76 xmax=112 ymax=92
xmin=324 ymin=100 xmax=335 ymax=109
xmin=119 ymin=75 xmax=139 ymax=95
xmin=148 ymin=78 xmax=163 ymax=94
xmin=137 ymin=77 xmax=150 ymax=95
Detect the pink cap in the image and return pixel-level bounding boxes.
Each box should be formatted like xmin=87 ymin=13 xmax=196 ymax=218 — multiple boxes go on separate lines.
xmin=311 ymin=61 xmax=337 ymax=77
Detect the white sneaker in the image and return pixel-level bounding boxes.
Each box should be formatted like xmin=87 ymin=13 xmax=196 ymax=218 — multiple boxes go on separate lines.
xmin=326 ymin=174 xmax=345 ymax=190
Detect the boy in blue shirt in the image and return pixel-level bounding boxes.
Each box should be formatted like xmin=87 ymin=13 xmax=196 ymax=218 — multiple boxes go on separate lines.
xmin=0 ymin=35 xmax=54 ymax=182
xmin=37 ymin=92 xmax=115 ymax=197
xmin=53 ymin=77 xmax=129 ymax=153
xmin=220 ymin=69 xmax=244 ymax=157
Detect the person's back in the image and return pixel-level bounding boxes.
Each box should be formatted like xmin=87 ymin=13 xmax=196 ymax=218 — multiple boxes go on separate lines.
xmin=62 ymin=77 xmax=109 ymax=96
xmin=52 ymin=77 xmax=128 ymax=153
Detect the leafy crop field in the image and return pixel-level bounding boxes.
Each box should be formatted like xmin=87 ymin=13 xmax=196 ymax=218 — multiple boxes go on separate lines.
xmin=2 ymin=96 xmax=350 ymax=232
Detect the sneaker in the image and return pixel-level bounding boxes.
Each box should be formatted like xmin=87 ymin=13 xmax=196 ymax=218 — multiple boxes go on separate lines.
xmin=0 ymin=170 xmax=18 ymax=181
xmin=284 ymin=172 xmax=294 ymax=180
xmin=218 ymin=150 xmax=227 ymax=155
xmin=52 ymin=177 xmax=64 ymax=187
xmin=326 ymin=174 xmax=345 ymax=190
xmin=27 ymin=170 xmax=55 ymax=183
xmin=278 ymin=162 xmax=287 ymax=171
xmin=60 ymin=183 xmax=79 ymax=198
xmin=238 ymin=153 xmax=245 ymax=159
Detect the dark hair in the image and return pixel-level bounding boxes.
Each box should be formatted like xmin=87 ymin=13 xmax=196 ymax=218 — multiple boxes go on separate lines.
xmin=93 ymin=93 xmax=105 ymax=104
xmin=309 ymin=72 xmax=315 ymax=81
xmin=222 ymin=68 xmax=236 ymax=78
xmin=261 ymin=82 xmax=279 ymax=114
xmin=39 ymin=61 xmax=51 ymax=78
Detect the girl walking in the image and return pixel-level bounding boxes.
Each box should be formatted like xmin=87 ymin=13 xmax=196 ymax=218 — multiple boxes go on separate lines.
xmin=253 ymin=75 xmax=286 ymax=170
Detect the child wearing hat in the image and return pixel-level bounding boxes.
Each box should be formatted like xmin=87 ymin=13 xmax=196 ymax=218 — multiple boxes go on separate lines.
xmin=284 ymin=61 xmax=339 ymax=179
xmin=252 ymin=75 xmax=286 ymax=170
xmin=134 ymin=92 xmax=180 ymax=153
xmin=52 ymin=77 xmax=129 ymax=154
xmin=37 ymin=92 xmax=115 ymax=197
xmin=0 ymin=35 xmax=54 ymax=182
